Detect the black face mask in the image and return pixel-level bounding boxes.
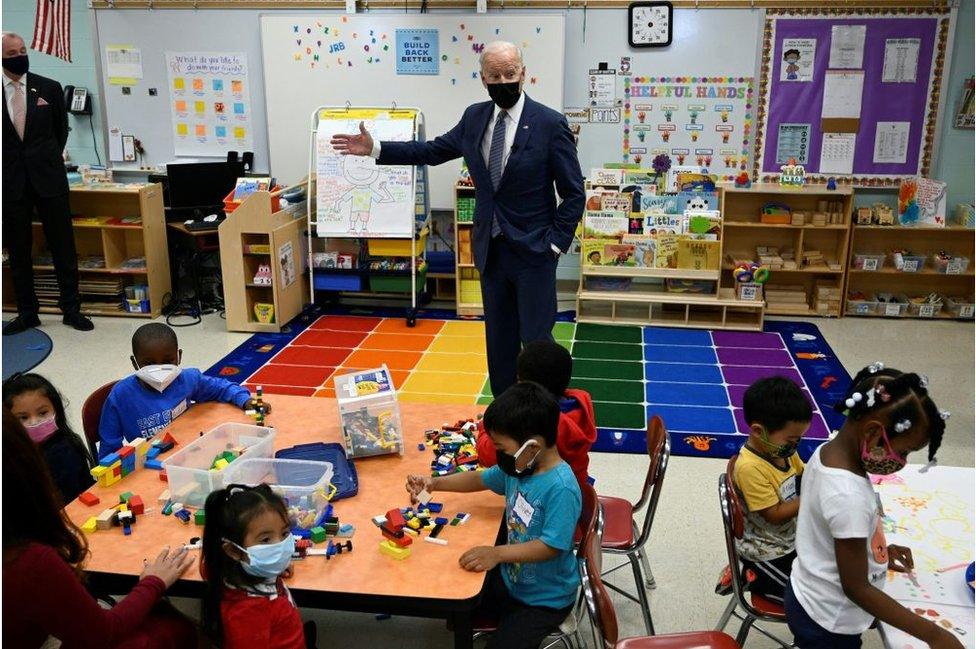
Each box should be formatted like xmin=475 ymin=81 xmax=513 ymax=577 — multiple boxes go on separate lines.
xmin=496 ymin=440 xmax=541 ymax=478
xmin=2 ymin=55 xmax=29 ymax=76
xmin=486 ymin=82 xmax=521 ymax=110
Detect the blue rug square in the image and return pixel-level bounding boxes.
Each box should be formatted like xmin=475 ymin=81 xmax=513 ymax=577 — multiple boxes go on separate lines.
xmin=646 ymin=382 xmax=730 ymax=407
xmin=644 ymin=362 xmax=724 ymax=384
xmin=646 ymin=405 xmax=738 ymax=434
xmin=644 ymin=345 xmax=718 ymax=364
xmin=643 ymin=327 xmax=713 ymax=347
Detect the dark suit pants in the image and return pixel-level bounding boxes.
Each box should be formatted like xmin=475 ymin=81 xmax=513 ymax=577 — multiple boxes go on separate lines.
xmin=480 ymin=235 xmax=558 ymax=397
xmin=3 ymin=179 xmax=80 ymax=316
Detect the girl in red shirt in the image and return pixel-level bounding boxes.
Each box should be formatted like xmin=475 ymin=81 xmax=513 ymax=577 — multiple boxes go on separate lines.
xmin=2 ymin=408 xmax=196 ymax=649
xmin=201 ymin=484 xmax=308 ymax=649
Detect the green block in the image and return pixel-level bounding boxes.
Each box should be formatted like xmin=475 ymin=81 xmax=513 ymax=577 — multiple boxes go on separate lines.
xmin=570 ymin=378 xmax=644 ymax=403
xmin=194 ymin=510 xmax=206 ymax=526
xmin=220 ymin=451 xmax=237 ymax=463
xmin=572 ymin=341 xmax=643 ymax=361
xmin=593 ymin=402 xmax=646 ymax=429
xmin=310 ymin=526 xmax=327 ymax=543
xmin=572 ymin=359 xmax=644 ymax=381
xmin=119 ymin=492 xmax=133 ymax=504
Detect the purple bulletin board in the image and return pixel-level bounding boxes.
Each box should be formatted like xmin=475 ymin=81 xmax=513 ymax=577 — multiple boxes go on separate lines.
xmin=754 ymin=9 xmax=951 ymax=186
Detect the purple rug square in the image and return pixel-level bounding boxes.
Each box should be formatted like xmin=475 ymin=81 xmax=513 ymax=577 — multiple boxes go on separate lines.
xmin=717 ymin=348 xmax=793 ymax=367
xmin=712 ymin=331 xmax=785 ymax=349
xmin=722 ymin=366 xmax=803 ymax=386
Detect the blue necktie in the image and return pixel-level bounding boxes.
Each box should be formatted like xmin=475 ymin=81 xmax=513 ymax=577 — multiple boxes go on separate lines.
xmin=488 ymin=111 xmax=507 ymax=237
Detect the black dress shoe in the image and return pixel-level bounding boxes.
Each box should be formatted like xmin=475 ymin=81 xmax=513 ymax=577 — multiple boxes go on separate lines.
xmin=63 ymin=312 xmax=94 ymax=331
xmin=3 ymin=314 xmax=42 ymax=336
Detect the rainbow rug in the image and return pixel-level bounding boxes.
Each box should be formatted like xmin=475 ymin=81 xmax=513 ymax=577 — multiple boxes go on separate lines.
xmin=207 ymin=315 xmax=850 ymax=459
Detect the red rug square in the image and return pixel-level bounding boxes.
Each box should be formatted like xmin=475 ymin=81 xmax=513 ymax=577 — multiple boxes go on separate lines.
xmin=309 ymin=316 xmax=383 ymax=333
xmin=272 ymin=346 xmax=353 ymax=367
xmin=247 ymin=364 xmax=335 ymax=388
xmin=291 ymin=329 xmax=369 ymax=349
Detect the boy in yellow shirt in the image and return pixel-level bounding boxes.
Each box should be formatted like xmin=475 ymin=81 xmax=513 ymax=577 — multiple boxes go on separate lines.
xmin=733 ymin=376 xmax=812 ymax=604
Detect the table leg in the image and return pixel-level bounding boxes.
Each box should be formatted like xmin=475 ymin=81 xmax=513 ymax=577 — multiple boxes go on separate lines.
xmin=452 ymin=611 xmax=474 ymax=649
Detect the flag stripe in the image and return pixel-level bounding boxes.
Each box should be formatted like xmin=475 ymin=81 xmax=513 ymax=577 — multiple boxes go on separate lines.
xmin=31 ymin=0 xmax=71 ymax=62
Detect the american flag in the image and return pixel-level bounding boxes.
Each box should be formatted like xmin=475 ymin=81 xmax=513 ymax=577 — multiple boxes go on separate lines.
xmin=31 ymin=0 xmax=72 ymax=63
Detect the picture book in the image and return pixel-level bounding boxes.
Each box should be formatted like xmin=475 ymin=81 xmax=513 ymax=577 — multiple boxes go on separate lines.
xmin=583 ymin=211 xmax=629 ymax=239
xmin=591 ymin=168 xmax=624 ymax=186
xmin=677 ymin=191 xmax=719 ymax=212
xmin=640 ymin=194 xmax=681 ymax=215
xmin=602 ymin=193 xmax=634 ymax=213
xmin=623 ymin=170 xmax=658 ymax=184
xmin=665 ymin=165 xmax=704 ymax=193
xmin=676 ymin=172 xmax=717 ymax=192
xmin=232 ymin=176 xmax=271 ymax=201
xmin=677 ymin=239 xmax=721 ymax=270
xmin=654 ymin=232 xmax=679 ymax=268
xmin=622 ymin=234 xmax=656 ymax=267
xmin=585 ymin=189 xmax=611 ymax=211
xmin=623 ymin=184 xmax=657 ymax=212
xmin=646 ymin=214 xmax=684 ymax=235
xmin=582 ymin=239 xmax=617 ymax=266
xmin=898 ymin=177 xmax=947 ymax=227
xmin=686 ymin=211 xmax=722 ymax=240
xmin=604 ymin=243 xmax=637 ymax=267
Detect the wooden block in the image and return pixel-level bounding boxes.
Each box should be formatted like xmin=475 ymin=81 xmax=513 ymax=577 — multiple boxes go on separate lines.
xmin=158 ymin=489 xmax=171 ymax=504
xmin=95 ymin=508 xmax=117 ymax=530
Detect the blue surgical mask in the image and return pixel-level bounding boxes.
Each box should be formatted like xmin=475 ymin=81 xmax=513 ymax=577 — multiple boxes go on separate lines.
xmin=226 ymin=535 xmax=296 ymax=579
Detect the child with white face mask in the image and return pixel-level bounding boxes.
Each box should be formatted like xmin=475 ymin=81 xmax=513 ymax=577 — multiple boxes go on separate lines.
xmin=201 ymin=484 xmax=308 ymax=649
xmin=97 ymin=323 xmax=270 ymax=459
xmin=3 ymin=372 xmax=94 ymax=504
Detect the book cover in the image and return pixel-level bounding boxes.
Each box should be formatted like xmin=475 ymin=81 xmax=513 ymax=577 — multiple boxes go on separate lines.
xmin=677 ymin=191 xmax=719 ymax=212
xmin=590 ymin=168 xmax=624 ymax=186
xmin=646 ymin=214 xmax=684 ymax=235
xmin=622 ymin=234 xmax=656 ymax=267
xmin=601 ymin=193 xmax=633 ymax=213
xmin=604 ymin=243 xmax=637 ymax=266
xmin=585 ymin=189 xmax=610 ymax=211
xmin=654 ymin=232 xmax=679 ymax=268
xmin=685 ymin=211 xmax=722 ymax=240
xmin=640 ymin=194 xmax=680 ymax=215
xmin=623 ymin=171 xmax=657 ymax=184
xmin=582 ymin=239 xmax=617 ymax=266
xmin=677 ymin=239 xmax=721 ymax=270
xmin=623 ymin=183 xmax=657 ymax=212
xmin=232 ymin=176 xmax=271 ymax=202
xmin=583 ymin=211 xmax=629 ymax=239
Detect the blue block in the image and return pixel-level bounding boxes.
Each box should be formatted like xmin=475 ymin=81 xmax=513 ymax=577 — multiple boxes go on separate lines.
xmin=434 ymin=517 xmax=449 ymax=526
xmin=292 ymin=527 xmax=312 ymax=539
xmin=417 ymin=443 xmax=426 ymax=451
xmin=123 ymin=524 xmax=132 ymax=536
xmin=146 ymin=447 xmax=161 ymax=460
xmin=426 ymin=502 xmax=443 ymax=513
xmin=99 ymin=452 xmax=120 ymax=467
xmin=144 ymin=459 xmax=164 ymax=470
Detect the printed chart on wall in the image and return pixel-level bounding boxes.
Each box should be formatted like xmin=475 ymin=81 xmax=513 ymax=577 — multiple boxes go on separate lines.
xmin=315 ymin=109 xmax=417 ymax=238
xmin=755 ymin=9 xmax=950 ymax=185
xmin=166 ymin=51 xmax=253 ymax=156
xmin=622 ymin=76 xmax=753 ymax=182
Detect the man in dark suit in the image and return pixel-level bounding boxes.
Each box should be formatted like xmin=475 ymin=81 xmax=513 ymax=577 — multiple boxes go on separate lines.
xmin=3 ymin=32 xmax=93 ymax=334
xmin=332 ymin=41 xmax=584 ymax=397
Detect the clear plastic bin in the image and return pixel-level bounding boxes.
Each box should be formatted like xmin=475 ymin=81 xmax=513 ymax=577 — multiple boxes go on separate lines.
xmin=163 ymin=423 xmax=276 ymax=507
xmin=933 ymin=255 xmax=971 ymax=275
xmin=876 ymin=293 xmax=910 ymax=317
xmin=944 ymin=296 xmax=975 ymax=319
xmin=907 ymin=296 xmax=944 ymax=318
xmin=853 ymin=254 xmax=885 ymax=271
xmin=224 ymin=458 xmax=334 ymax=531
xmin=891 ymin=253 xmax=926 ymax=273
xmin=847 ymin=292 xmax=880 ymax=315
xmin=334 ymin=366 xmax=404 ymax=458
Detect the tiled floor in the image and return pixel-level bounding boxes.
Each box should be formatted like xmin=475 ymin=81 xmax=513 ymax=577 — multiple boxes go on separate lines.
xmin=12 ymin=312 xmax=975 ymax=648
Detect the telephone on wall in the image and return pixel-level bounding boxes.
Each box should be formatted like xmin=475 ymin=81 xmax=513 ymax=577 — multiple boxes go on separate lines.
xmin=63 ymin=85 xmax=92 ymax=115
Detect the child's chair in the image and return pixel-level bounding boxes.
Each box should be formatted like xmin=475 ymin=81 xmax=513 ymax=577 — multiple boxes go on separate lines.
xmin=598 ymin=415 xmax=670 ymax=635
xmin=715 ymin=457 xmax=792 ymax=647
xmin=581 ymin=499 xmax=740 ymax=649
xmin=81 ymin=380 xmax=117 ymax=457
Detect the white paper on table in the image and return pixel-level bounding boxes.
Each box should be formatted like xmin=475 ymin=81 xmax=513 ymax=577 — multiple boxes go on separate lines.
xmin=108 ymin=126 xmax=124 ymax=162
xmin=884 ymin=569 xmax=975 ymax=609
xmin=828 ymin=25 xmax=866 ymax=68
xmin=780 ymin=38 xmax=817 ymax=82
xmin=819 ymin=132 xmax=856 ymax=175
xmin=882 ymin=38 xmax=921 ymax=83
xmin=105 ymin=45 xmax=143 ymax=79
xmin=776 ymin=123 xmax=811 ymax=164
xmin=822 ymin=70 xmax=864 ymax=119
xmin=873 ymin=121 xmax=910 ymax=164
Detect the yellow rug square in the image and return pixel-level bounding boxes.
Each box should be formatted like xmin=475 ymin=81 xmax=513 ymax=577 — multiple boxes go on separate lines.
xmin=439 ymin=321 xmax=486 ymax=337
xmin=402 ymin=370 xmax=487 ymax=395
xmin=427 ymin=335 xmax=487 ymax=354
xmin=414 ymin=352 xmax=488 ymax=374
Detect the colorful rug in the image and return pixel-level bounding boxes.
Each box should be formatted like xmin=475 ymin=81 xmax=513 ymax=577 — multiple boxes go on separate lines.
xmin=207 ymin=315 xmax=850 ymax=459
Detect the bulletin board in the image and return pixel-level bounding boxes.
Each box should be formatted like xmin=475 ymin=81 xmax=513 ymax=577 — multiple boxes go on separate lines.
xmin=754 ymin=8 xmax=951 ymax=186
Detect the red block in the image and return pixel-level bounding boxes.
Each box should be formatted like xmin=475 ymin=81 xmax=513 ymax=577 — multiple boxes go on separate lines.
xmin=128 ymin=495 xmax=145 ymax=516
xmin=160 ymin=432 xmax=178 ymax=447
xmin=159 ymin=470 xmax=168 ymax=482
xmin=78 ymin=491 xmax=100 ymax=507
xmin=112 ymin=466 xmax=121 ymax=477
xmin=118 ymin=445 xmax=135 ymax=458
xmin=381 ymin=525 xmax=412 ymax=547
xmin=385 ymin=508 xmax=406 ymax=530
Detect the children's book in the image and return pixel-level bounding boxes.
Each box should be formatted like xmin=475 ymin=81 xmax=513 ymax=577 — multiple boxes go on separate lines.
xmin=623 ymin=184 xmax=657 ymax=212
xmin=582 ymin=239 xmax=617 ymax=266
xmin=601 ymin=194 xmax=633 ymax=213
xmin=583 ymin=211 xmax=629 ymax=239
xmin=654 ymin=232 xmax=679 ymax=268
xmin=685 ymin=211 xmax=722 ymax=240
xmin=590 ymin=168 xmax=624 ymax=186
xmin=677 ymin=191 xmax=719 ymax=212
xmin=623 ymin=171 xmax=657 ymax=184
xmin=646 ymin=214 xmax=684 ymax=235
xmin=640 ymin=194 xmax=681 ymax=215
xmin=585 ymin=189 xmax=611 ymax=211
xmin=677 ymin=238 xmax=721 ymax=270
xmin=604 ymin=243 xmax=637 ymax=266
xmin=232 ymin=176 xmax=272 ymax=201
xmin=622 ymin=234 xmax=656 ymax=267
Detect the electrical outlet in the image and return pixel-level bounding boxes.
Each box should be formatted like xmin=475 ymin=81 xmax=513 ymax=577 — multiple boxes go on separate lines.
xmin=148 ymin=88 xmax=158 ymax=96
xmin=122 ymin=87 xmax=131 ymax=95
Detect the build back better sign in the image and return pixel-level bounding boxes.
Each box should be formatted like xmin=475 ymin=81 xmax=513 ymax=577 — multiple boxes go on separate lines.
xmin=395 ymin=29 xmax=439 ymax=75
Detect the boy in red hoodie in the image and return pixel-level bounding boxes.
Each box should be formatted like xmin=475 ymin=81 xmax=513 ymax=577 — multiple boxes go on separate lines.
xmin=477 ymin=340 xmax=597 ymax=490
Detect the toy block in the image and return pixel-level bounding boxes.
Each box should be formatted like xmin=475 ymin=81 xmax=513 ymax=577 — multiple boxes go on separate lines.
xmin=158 ymin=489 xmax=170 ymax=504
xmin=118 ymin=445 xmax=135 ymax=459
xmin=99 ymin=452 xmax=120 ymax=467
xmin=194 ymin=510 xmax=206 ymax=525
xmin=334 ymin=540 xmax=352 ymax=554
xmin=429 ymin=523 xmax=445 ymax=538
xmin=81 ymin=517 xmax=98 ymax=533
xmin=171 ymin=502 xmax=184 ymax=512
xmin=123 ymin=524 xmax=132 ymax=536
xmin=434 ymin=517 xmax=449 ymax=526
xmin=153 ymin=440 xmax=175 ymax=454
xmin=378 ymin=540 xmax=411 ymax=560
xmin=426 ymin=502 xmax=444 ymax=513
xmin=95 ymin=508 xmax=117 ymax=530
xmin=90 ymin=465 xmax=108 ymax=480
xmin=371 ymin=515 xmax=387 ymax=527
xmin=129 ymin=495 xmax=145 ymax=516
xmin=337 ymin=524 xmax=355 ymax=537
xmin=161 ymin=432 xmax=178 ymax=447
xmin=118 ymin=510 xmax=134 ymax=524
xmin=403 ymin=527 xmax=419 ymax=537
xmin=310 ymin=527 xmax=327 ymax=543
xmin=456 ymin=513 xmax=471 ymax=525
xmin=406 ymin=518 xmax=422 ymax=531
xmin=385 ymin=509 xmax=406 ymax=530
xmin=424 ymin=536 xmax=447 ymax=546
xmin=146 ymin=446 xmax=161 ymax=460
xmin=174 ymin=509 xmax=191 ymax=524
xmin=119 ymin=503 xmax=129 ymax=512
xmin=213 ymin=458 xmax=229 ymax=471
xmin=119 ymin=492 xmax=133 ymax=504
xmin=450 ymin=517 xmax=461 ymax=526
xmin=162 ymin=501 xmax=174 ymax=516
xmin=292 ymin=528 xmax=312 ymax=540
xmin=79 ymin=491 xmax=100 ymax=507
xmin=159 ymin=470 xmax=167 ymax=482
xmin=112 ymin=466 xmax=122 ymax=478
xmin=144 ymin=459 xmax=164 ymax=471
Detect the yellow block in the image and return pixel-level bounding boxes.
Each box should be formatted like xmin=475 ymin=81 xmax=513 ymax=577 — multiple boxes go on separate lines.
xmin=407 ymin=518 xmax=421 ymax=530
xmin=90 ymin=465 xmax=108 ymax=479
xmin=378 ymin=540 xmax=411 ymax=560
xmin=214 ymin=458 xmax=229 ymax=471
xmin=81 ymin=517 xmax=97 ymax=534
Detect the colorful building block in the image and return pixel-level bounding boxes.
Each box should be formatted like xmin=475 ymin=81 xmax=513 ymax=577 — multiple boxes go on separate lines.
xmin=426 ymin=502 xmax=444 ymax=513
xmin=158 ymin=489 xmax=171 ymax=504
xmin=378 ymin=540 xmax=411 ymax=560
xmin=95 ymin=508 xmax=117 ymax=530
xmin=144 ymin=459 xmax=164 ymax=470
xmin=146 ymin=446 xmax=161 ymax=460
xmin=194 ymin=509 xmax=206 ymax=525
xmin=119 ymin=492 xmax=133 ymax=504
xmin=434 ymin=517 xmax=449 ymax=526
xmin=79 ymin=491 xmax=100 ymax=507
xmin=128 ymin=495 xmax=145 ymax=516
xmin=310 ymin=526 xmax=327 ymax=543
xmin=81 ymin=517 xmax=98 ymax=533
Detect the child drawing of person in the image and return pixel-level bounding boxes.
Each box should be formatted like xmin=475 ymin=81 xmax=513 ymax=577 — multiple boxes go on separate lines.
xmin=334 ymin=157 xmax=395 ymax=233
xmin=784 ymin=49 xmax=801 ymax=81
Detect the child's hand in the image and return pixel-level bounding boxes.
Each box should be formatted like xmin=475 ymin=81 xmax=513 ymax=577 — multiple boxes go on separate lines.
xmin=888 ymin=544 xmax=914 ymax=573
xmin=926 ymin=627 xmax=964 ymax=649
xmin=459 ymin=546 xmax=499 ymax=572
xmin=140 ymin=546 xmax=195 ymax=588
xmin=405 ymin=474 xmax=433 ymax=503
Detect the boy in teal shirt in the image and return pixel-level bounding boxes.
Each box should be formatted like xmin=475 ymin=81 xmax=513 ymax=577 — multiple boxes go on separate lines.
xmin=407 ymin=382 xmax=581 ymax=648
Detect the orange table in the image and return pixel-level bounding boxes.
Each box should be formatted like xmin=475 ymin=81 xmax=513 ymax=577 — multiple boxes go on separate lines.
xmin=65 ymin=395 xmax=502 ymax=648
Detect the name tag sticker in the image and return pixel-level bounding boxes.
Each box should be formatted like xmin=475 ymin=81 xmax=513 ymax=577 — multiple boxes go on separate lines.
xmin=779 ymin=474 xmax=798 ymax=502
xmin=513 ymin=492 xmax=535 ymax=527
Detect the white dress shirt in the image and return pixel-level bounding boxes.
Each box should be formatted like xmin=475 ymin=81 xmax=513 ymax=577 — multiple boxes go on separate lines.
xmin=3 ymin=73 xmax=27 ymax=119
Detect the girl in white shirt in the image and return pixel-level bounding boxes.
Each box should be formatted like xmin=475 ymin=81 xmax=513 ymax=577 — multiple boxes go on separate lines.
xmin=785 ymin=363 xmax=961 ymax=649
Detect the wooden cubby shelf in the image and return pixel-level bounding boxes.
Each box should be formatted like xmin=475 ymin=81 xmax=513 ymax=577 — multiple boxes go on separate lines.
xmin=454 ymin=184 xmax=483 ymax=317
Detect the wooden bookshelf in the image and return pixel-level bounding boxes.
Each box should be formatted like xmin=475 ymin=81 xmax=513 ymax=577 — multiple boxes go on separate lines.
xmin=2 ymin=183 xmax=170 ymax=318
xmin=454 ymin=184 xmax=483 ymax=317
xmin=844 ymin=224 xmax=975 ymax=320
xmin=719 ymin=183 xmax=854 ymax=317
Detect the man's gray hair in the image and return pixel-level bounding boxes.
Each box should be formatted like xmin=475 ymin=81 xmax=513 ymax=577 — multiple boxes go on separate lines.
xmin=479 ymin=41 xmax=524 ymax=69
xmin=2 ymin=32 xmax=25 ymax=41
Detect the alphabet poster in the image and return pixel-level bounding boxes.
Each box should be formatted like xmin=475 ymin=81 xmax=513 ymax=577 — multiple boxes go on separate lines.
xmin=315 ymin=109 xmax=416 ymax=238
xmin=622 ymin=76 xmax=754 ymax=182
xmin=166 ymin=51 xmax=253 ymax=156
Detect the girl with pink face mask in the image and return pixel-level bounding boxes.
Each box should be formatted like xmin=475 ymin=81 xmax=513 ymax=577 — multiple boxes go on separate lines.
xmin=785 ymin=363 xmax=959 ymax=649
xmin=3 ymin=373 xmax=94 ymax=504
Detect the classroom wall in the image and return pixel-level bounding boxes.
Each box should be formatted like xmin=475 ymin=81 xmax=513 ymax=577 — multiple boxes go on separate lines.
xmin=935 ymin=0 xmax=974 ymax=209
xmin=2 ymin=0 xmax=106 ymax=166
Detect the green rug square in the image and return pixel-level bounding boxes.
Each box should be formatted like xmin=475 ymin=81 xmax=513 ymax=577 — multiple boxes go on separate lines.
xmin=477 ymin=395 xmax=493 ymax=405
xmin=479 ymin=378 xmax=492 ymax=397
xmin=572 ymin=359 xmax=644 ymax=381
xmin=570 ymin=378 xmax=644 ymax=403
xmin=552 ymin=322 xmax=576 ymax=341
xmin=593 ymin=402 xmax=646 ymax=429
xmin=575 ymin=322 xmax=642 ymax=344
xmin=572 ymin=341 xmax=643 ymax=361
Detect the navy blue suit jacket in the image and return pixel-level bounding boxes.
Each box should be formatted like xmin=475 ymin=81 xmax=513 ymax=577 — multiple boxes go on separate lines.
xmin=377 ymin=95 xmax=585 ymax=273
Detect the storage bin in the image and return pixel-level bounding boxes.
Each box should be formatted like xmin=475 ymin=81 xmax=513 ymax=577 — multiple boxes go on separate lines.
xmin=933 ymin=255 xmax=970 ymax=275
xmin=875 ymin=293 xmax=910 ymax=317
xmin=846 ymin=292 xmax=880 ymax=315
xmin=944 ymin=296 xmax=975 ymax=319
xmin=366 ymin=229 xmax=429 ymax=257
xmin=334 ymin=366 xmax=404 ymax=458
xmin=907 ymin=295 xmax=944 ymax=318
xmin=223 ymin=186 xmax=282 ymax=214
xmin=853 ymin=254 xmax=885 ymax=271
xmin=224 ymin=458 xmax=334 ymax=531
xmin=313 ymin=270 xmax=363 ymax=292
xmin=163 ymin=423 xmax=276 ymax=507
xmin=891 ymin=253 xmax=926 ymax=273
xmin=368 ymin=264 xmax=427 ymax=293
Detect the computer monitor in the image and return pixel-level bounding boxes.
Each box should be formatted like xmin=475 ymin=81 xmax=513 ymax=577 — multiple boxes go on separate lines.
xmin=166 ymin=161 xmax=246 ymax=218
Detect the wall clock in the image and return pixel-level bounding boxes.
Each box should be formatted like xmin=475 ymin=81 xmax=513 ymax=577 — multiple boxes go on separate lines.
xmin=629 ymin=1 xmax=673 ymax=48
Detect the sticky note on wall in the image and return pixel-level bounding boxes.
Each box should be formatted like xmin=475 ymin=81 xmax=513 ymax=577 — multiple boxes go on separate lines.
xmin=194 ymin=101 xmax=206 ymax=114
xmin=231 ymin=80 xmax=243 ymax=93
xmin=192 ymin=78 xmax=204 ymax=91
xmin=234 ymin=126 xmax=246 ymax=139
xmin=173 ymin=78 xmax=185 ymax=90
xmin=174 ymin=100 xmax=187 ymax=112
xmin=176 ymin=123 xmax=188 ymax=136
xmin=195 ymin=124 xmax=206 ymax=137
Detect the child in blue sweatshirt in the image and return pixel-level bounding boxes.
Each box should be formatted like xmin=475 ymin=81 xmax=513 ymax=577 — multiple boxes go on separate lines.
xmin=97 ymin=323 xmax=269 ymax=459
